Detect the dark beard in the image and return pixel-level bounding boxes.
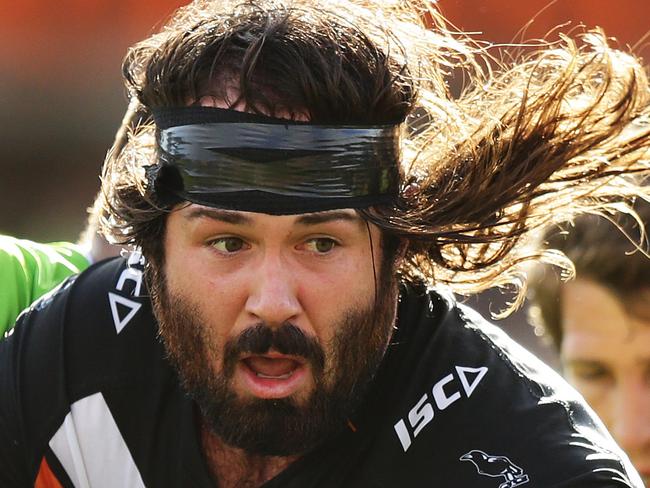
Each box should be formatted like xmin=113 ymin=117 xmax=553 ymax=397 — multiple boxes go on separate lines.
xmin=150 ymin=264 xmax=398 ymax=457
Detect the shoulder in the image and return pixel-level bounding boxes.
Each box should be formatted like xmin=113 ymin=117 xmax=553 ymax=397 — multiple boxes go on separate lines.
xmin=370 ymin=288 xmax=641 ymax=487
xmin=393 ymin=287 xmax=594 ymax=412
xmin=1 ymin=251 xmax=160 ymax=424
xmin=0 ymin=236 xmax=89 ymax=336
xmin=0 ymin=252 xmax=166 ymax=484
xmin=0 ymin=236 xmax=90 ymax=291
xmin=10 ymin=251 xmax=159 ymax=389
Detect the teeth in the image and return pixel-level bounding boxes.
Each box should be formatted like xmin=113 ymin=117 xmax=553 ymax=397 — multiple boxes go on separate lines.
xmin=256 ymin=371 xmax=294 ymax=380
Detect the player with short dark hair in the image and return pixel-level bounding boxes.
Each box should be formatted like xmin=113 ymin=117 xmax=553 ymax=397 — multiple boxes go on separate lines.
xmin=1 ymin=1 xmax=649 ymax=486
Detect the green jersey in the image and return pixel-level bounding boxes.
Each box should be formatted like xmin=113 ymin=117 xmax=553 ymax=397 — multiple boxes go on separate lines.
xmin=0 ymin=236 xmax=89 ymax=337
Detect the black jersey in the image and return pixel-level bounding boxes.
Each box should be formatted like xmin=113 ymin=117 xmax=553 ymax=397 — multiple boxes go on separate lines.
xmin=0 ymin=256 xmax=642 ymax=487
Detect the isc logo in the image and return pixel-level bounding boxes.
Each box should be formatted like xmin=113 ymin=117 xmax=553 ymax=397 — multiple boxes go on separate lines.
xmin=108 ymin=252 xmax=145 ymax=334
xmin=393 ymin=365 xmax=488 ymax=452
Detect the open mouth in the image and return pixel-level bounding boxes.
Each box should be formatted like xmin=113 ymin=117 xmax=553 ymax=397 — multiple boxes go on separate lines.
xmin=236 ymin=353 xmax=309 ymax=399
xmin=244 ymin=355 xmax=301 ymax=379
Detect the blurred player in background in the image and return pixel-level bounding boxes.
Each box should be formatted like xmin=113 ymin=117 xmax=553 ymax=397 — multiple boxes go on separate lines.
xmin=530 ymin=201 xmax=650 ymax=486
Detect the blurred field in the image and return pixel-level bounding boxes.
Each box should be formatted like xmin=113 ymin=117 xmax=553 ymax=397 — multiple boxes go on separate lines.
xmin=0 ymin=0 xmax=185 ymax=239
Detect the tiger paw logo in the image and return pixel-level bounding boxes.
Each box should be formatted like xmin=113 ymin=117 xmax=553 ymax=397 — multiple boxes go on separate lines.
xmin=460 ymin=450 xmax=530 ymax=488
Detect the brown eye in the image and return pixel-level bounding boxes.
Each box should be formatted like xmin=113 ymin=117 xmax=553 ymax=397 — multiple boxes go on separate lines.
xmin=305 ymin=238 xmax=337 ymax=253
xmin=211 ymin=237 xmax=246 ymax=253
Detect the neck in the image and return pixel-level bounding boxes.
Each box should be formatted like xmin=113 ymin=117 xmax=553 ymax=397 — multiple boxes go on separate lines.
xmin=200 ymin=419 xmax=300 ymax=488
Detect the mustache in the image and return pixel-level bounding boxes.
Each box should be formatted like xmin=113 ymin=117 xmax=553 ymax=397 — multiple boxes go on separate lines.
xmin=224 ymin=323 xmax=326 ymax=373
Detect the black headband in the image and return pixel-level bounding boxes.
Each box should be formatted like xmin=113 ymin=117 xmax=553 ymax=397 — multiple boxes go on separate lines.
xmin=149 ymin=106 xmax=401 ymax=215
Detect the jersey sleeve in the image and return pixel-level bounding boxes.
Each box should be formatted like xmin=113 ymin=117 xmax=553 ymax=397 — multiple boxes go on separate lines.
xmin=0 ymin=236 xmax=89 ymax=338
xmin=371 ymin=291 xmax=644 ymax=488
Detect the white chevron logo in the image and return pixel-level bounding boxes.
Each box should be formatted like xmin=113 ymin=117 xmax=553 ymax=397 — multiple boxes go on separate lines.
xmin=455 ymin=366 xmax=488 ymax=397
xmin=108 ymin=292 xmax=141 ymax=334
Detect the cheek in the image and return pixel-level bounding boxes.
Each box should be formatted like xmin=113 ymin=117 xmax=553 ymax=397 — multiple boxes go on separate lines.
xmin=588 ymin=391 xmax=614 ymax=430
xmin=312 ymin=249 xmax=377 ymax=296
xmin=162 ymin=277 xmax=234 ymax=361
xmin=298 ymin=267 xmax=375 ymax=340
xmin=166 ymin=253 xmax=249 ymax=324
xmin=566 ymin=375 xmax=614 ymax=426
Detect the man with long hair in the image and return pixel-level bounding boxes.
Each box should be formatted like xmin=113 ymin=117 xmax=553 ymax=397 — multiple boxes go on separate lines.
xmin=1 ymin=1 xmax=649 ymax=486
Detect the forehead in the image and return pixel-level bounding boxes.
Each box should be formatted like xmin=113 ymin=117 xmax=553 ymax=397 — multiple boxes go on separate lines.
xmin=560 ymin=279 xmax=650 ymax=356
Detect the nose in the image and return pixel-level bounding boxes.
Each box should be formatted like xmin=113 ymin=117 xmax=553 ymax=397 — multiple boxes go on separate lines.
xmin=610 ymin=382 xmax=650 ymax=454
xmin=244 ymin=251 xmax=301 ymax=327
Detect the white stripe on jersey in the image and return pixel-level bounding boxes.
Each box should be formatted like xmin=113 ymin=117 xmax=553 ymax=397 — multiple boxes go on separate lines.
xmin=49 ymin=392 xmax=146 ymax=488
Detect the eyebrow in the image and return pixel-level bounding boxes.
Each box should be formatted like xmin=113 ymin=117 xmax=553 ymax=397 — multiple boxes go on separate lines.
xmin=295 ymin=211 xmax=364 ymax=227
xmin=184 ymin=207 xmax=364 ymax=228
xmin=185 ymin=208 xmax=253 ymax=225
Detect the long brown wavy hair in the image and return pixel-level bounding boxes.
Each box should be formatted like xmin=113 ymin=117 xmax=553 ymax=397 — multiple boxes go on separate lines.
xmin=100 ymin=0 xmax=650 ymax=314
xmin=528 ymin=199 xmax=650 ymax=347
